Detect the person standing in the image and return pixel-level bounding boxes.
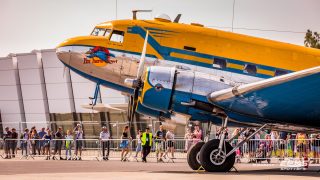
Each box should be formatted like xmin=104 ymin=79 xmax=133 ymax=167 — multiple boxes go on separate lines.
xmin=43 ymin=129 xmax=52 ymax=160
xmin=30 ymin=129 xmax=40 ymax=155
xmin=245 ymin=128 xmax=256 ymax=163
xmin=134 ymin=130 xmax=142 ymax=159
xmin=311 ymin=133 xmax=320 ymax=164
xmin=296 ymin=132 xmax=308 ymax=159
xmin=100 ymin=126 xmax=110 ymax=160
xmin=65 ymin=130 xmax=73 ymax=160
xmin=279 ymin=131 xmax=288 ymax=160
xmin=38 ymin=127 xmax=47 ymax=155
xmin=184 ymin=128 xmax=193 ymax=152
xmin=73 ymin=124 xmax=84 ymax=160
xmin=155 ymin=125 xmax=165 ymax=162
xmin=120 ymin=126 xmax=131 ymax=161
xmin=11 ymin=128 xmax=18 ymax=158
xmin=53 ymin=127 xmax=64 ymax=160
xmin=141 ymin=127 xmax=153 ymax=162
xmin=3 ymin=127 xmax=12 ymax=159
xmin=165 ymin=129 xmax=175 ymax=159
xmin=21 ymin=128 xmax=30 ymax=157
xmin=193 ymin=125 xmax=202 ymax=144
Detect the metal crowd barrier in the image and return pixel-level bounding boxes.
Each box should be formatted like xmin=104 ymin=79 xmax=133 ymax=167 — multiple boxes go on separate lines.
xmin=0 ymin=138 xmax=319 ymax=164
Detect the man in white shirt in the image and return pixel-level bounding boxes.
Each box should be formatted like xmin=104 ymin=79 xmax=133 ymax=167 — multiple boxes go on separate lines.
xmin=100 ymin=126 xmax=110 ymax=160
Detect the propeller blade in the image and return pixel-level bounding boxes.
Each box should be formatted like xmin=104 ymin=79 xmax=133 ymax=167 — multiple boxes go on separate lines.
xmin=136 ymin=30 xmax=149 ymax=80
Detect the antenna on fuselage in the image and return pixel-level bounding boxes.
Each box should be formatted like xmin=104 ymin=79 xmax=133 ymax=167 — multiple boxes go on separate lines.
xmin=132 ymin=10 xmax=152 ymax=20
xmin=174 ymin=14 xmax=182 ymax=23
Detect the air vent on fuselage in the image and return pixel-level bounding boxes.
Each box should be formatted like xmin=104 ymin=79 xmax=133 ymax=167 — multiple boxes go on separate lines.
xmin=184 ymin=46 xmax=196 ymax=51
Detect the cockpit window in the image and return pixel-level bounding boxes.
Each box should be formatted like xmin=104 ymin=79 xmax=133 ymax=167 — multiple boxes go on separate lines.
xmin=110 ymin=30 xmax=125 ymax=43
xmin=91 ymin=28 xmax=108 ymax=36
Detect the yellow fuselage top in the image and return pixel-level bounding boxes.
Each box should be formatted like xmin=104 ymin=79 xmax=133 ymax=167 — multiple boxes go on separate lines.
xmin=62 ymin=19 xmax=320 ymax=78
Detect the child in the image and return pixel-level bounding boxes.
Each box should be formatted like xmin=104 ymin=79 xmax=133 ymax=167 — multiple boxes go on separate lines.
xmin=65 ymin=130 xmax=73 ymax=160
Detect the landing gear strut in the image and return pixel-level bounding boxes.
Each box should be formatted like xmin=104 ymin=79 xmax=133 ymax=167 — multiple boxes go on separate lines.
xmin=199 ymin=117 xmax=236 ymax=172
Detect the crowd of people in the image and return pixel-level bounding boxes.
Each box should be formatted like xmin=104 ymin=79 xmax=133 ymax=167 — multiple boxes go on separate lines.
xmin=0 ymin=124 xmax=186 ymax=163
xmin=225 ymin=128 xmax=320 ymax=164
xmin=2 ymin=124 xmax=320 ymax=164
xmin=2 ymin=124 xmax=85 ymax=160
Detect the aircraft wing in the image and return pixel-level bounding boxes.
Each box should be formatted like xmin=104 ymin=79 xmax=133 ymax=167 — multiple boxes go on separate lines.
xmin=81 ymin=103 xmax=126 ymax=112
xmin=208 ymin=66 xmax=320 ymax=127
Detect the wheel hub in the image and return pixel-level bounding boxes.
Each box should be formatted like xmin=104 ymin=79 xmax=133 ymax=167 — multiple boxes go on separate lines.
xmin=209 ymin=149 xmax=226 ymax=165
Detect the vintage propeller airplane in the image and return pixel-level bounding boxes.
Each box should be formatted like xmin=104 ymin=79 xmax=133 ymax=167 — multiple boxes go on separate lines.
xmin=56 ymin=11 xmax=320 ymax=172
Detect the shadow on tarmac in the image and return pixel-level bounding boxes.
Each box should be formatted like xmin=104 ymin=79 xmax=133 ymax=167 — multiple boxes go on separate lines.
xmin=151 ymin=167 xmax=320 ymax=177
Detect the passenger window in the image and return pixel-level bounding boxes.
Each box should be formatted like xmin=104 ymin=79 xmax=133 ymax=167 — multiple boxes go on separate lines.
xmin=184 ymin=46 xmax=196 ymax=51
xmin=104 ymin=29 xmax=112 ymax=37
xmin=212 ymin=58 xmax=227 ymax=69
xmin=110 ymin=30 xmax=125 ymax=43
xmin=243 ymin=64 xmax=257 ymax=75
xmin=91 ymin=28 xmax=106 ymax=36
xmin=275 ymin=69 xmax=288 ymax=76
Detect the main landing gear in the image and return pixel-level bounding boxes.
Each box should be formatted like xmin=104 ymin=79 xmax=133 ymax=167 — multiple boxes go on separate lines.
xmin=187 ymin=117 xmax=267 ymax=172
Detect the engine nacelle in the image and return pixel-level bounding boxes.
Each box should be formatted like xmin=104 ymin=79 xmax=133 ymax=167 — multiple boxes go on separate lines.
xmin=141 ymin=66 xmax=176 ymax=112
xmin=136 ymin=100 xmax=161 ymax=118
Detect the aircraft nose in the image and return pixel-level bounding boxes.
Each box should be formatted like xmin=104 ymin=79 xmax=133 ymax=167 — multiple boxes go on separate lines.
xmin=56 ymin=46 xmax=72 ymax=65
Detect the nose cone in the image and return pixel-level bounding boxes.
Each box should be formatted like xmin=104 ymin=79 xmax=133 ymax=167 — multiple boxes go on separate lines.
xmin=56 ymin=36 xmax=108 ymax=65
xmin=56 ymin=47 xmax=71 ymax=65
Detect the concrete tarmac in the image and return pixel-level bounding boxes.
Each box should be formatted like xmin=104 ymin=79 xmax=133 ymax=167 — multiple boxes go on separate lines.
xmin=0 ymin=159 xmax=319 ymax=180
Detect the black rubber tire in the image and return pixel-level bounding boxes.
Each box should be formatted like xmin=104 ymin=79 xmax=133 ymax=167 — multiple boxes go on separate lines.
xmin=199 ymin=139 xmax=235 ymax=172
xmin=187 ymin=141 xmax=205 ymax=170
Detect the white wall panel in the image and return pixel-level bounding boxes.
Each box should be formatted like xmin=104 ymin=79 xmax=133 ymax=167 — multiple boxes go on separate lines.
xmin=70 ymin=71 xmax=91 ymax=83
xmin=47 ymin=99 xmax=72 ymax=113
xmin=41 ymin=50 xmax=64 ymax=68
xmin=0 ymin=100 xmax=21 ymax=113
xmin=0 ymin=114 xmax=22 ymax=129
xmin=0 ymin=86 xmax=19 ymax=100
xmin=100 ymin=86 xmax=124 ymax=98
xmin=23 ymin=100 xmax=46 ymax=114
xmin=17 ymin=54 xmax=39 ymax=69
xmin=20 ymin=84 xmax=44 ymax=100
xmin=0 ymin=70 xmax=17 ymax=85
xmin=43 ymin=67 xmax=68 ymax=83
xmin=72 ymin=82 xmax=95 ymax=99
xmin=19 ymin=69 xmax=42 ymax=84
xmin=46 ymin=83 xmax=70 ymax=99
xmin=0 ymin=58 xmax=14 ymax=70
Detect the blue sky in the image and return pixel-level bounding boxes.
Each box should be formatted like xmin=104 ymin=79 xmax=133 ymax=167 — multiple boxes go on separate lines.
xmin=0 ymin=0 xmax=319 ymax=56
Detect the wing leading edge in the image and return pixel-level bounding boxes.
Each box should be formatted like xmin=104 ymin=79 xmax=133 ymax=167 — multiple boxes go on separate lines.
xmin=208 ymin=66 xmax=320 ymax=127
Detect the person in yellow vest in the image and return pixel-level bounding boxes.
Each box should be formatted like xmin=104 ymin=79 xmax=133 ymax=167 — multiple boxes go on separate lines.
xmin=141 ymin=127 xmax=153 ymax=162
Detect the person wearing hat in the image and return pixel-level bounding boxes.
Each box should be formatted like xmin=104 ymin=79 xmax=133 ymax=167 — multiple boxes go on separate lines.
xmin=141 ymin=127 xmax=153 ymax=162
xmin=100 ymin=126 xmax=110 ymax=160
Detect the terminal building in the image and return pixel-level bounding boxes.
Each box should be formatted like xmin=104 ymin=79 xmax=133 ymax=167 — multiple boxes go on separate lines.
xmin=0 ymin=49 xmax=187 ymax=138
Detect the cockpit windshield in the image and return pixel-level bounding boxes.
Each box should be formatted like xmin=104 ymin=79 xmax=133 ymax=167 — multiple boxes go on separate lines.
xmin=91 ymin=28 xmax=111 ymax=37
